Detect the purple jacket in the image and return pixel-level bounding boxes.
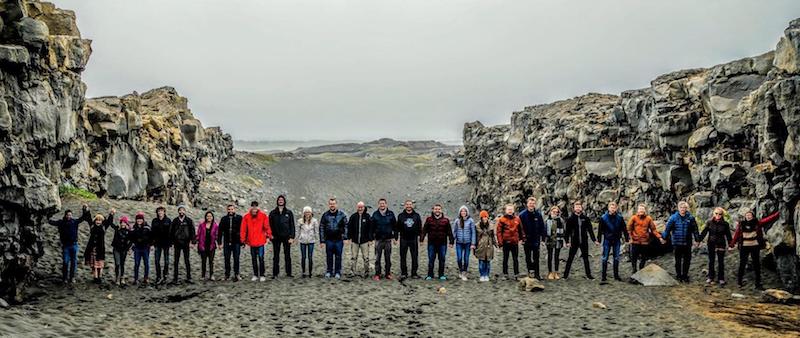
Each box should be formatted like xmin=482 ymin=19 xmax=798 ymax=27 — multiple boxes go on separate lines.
xmin=196 ymin=222 xmax=219 ymax=251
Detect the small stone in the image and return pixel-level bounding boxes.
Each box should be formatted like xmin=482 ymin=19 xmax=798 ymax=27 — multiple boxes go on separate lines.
xmin=106 ymin=293 xmax=113 ymax=300
xmin=731 ymin=293 xmax=746 ymax=299
xmin=592 ymin=302 xmax=607 ymax=310
xmin=0 ymin=297 xmax=9 ymax=308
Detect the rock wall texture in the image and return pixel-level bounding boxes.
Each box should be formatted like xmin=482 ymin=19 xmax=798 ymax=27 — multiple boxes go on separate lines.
xmin=463 ymin=19 xmax=800 ymax=290
xmin=0 ymin=1 xmax=232 ymax=301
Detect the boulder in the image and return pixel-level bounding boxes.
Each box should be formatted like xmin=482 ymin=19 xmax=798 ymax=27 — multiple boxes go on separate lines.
xmin=774 ymin=18 xmax=800 ymax=74
xmin=760 ymin=289 xmax=795 ymax=304
xmin=630 ymin=264 xmax=678 ymax=286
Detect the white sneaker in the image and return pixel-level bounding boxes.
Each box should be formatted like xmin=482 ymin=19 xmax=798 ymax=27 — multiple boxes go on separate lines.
xmin=460 ymin=273 xmax=468 ymax=281
xmin=259 ymin=276 xmax=267 ymax=282
xmin=251 ymin=276 xmax=258 ymax=282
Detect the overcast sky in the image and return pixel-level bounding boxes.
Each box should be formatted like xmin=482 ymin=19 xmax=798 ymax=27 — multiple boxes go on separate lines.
xmin=55 ymin=0 xmax=799 ymax=142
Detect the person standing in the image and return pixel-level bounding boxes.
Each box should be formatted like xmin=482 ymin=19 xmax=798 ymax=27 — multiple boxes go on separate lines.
xmin=320 ymin=198 xmax=348 ymax=279
xmin=219 ymin=204 xmax=243 ymax=281
xmin=730 ymin=209 xmax=780 ymax=290
xmin=129 ymin=212 xmax=152 ymax=285
xmin=563 ymin=201 xmax=597 ymax=280
xmin=626 ymin=204 xmax=661 ymax=274
xmin=84 ymin=212 xmax=114 ymax=284
xmin=519 ymin=197 xmax=545 ymax=280
xmin=597 ymin=202 xmax=629 ymax=282
xmin=170 ymin=205 xmax=195 ymax=284
xmin=474 ymin=210 xmax=496 ymax=282
xmin=110 ymin=215 xmax=132 ymax=286
xmin=421 ymin=204 xmax=454 ymax=281
xmin=47 ymin=204 xmax=91 ymax=285
xmin=372 ymin=198 xmax=397 ymax=281
xmin=151 ymin=206 xmax=172 ymax=285
xmin=452 ymin=205 xmax=476 ymax=281
xmin=269 ymin=195 xmax=295 ymax=279
xmin=196 ymin=211 xmax=220 ymax=281
xmin=347 ymin=202 xmax=373 ymax=278
xmin=544 ymin=206 xmax=566 ymax=280
xmin=700 ymin=207 xmax=733 ymax=286
xmin=397 ymin=200 xmax=423 ymax=280
xmin=661 ymin=201 xmax=700 ymax=283
xmin=496 ymin=204 xmax=524 ymax=280
xmin=296 ymin=206 xmax=319 ymax=277
xmin=240 ymin=201 xmax=272 ymax=282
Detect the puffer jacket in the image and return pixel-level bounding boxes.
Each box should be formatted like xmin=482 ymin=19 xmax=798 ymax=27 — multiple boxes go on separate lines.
xmin=662 ymin=211 xmax=700 ymax=246
xmin=627 ymin=214 xmax=661 ymax=245
xmin=372 ymin=209 xmax=397 ymax=241
xmin=296 ymin=218 xmax=319 ymax=244
xmin=597 ymin=212 xmax=629 ymax=243
xmin=474 ymin=221 xmax=496 ymax=260
xmin=320 ymin=209 xmax=348 ymax=241
xmin=519 ymin=208 xmax=545 ymax=246
xmin=496 ymin=214 xmax=525 ymax=245
xmin=451 ymin=206 xmax=476 ymax=245
xmin=240 ymin=210 xmax=272 ymax=247
xmin=421 ymin=213 xmax=454 ymax=246
xmin=700 ymin=217 xmax=732 ymax=248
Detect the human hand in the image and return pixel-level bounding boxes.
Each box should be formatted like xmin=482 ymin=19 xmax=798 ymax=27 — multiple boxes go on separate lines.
xmin=565 ymin=243 xmax=571 ymax=248
xmin=288 ymin=239 xmax=294 ymax=245
xmin=110 ymin=208 xmax=116 ymax=215
xmin=319 ymin=243 xmax=325 ymax=249
xmin=659 ymin=239 xmax=667 ymax=245
xmin=448 ymin=244 xmax=453 ymax=249
xmin=594 ymin=241 xmax=600 ymax=246
xmin=470 ymin=245 xmax=476 ymax=250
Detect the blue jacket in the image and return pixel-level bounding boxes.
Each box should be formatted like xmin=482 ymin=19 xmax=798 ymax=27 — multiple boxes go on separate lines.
xmin=320 ymin=209 xmax=348 ymax=241
xmin=371 ymin=209 xmax=397 ymax=241
xmin=451 ymin=206 xmax=476 ymax=245
xmin=519 ymin=208 xmax=545 ymax=245
xmin=662 ymin=211 xmax=700 ymax=246
xmin=597 ymin=212 xmax=629 ymax=243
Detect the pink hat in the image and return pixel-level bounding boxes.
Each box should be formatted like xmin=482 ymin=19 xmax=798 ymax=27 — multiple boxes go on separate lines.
xmin=135 ymin=212 xmax=145 ymax=220
xmin=119 ymin=216 xmax=130 ymax=224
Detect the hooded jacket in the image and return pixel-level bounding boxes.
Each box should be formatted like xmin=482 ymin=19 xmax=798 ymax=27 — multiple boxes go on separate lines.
xmin=519 ymin=208 xmax=546 ymax=246
xmin=451 ymin=206 xmax=476 ymax=245
xmin=475 ymin=220 xmax=496 ymax=260
xmin=662 ymin=211 xmax=700 ymax=247
xmin=219 ymin=212 xmax=243 ymax=245
xmin=347 ymin=211 xmax=373 ymax=244
xmin=171 ymin=215 xmax=195 ymax=245
xmin=422 ymin=213 xmax=454 ymax=246
xmin=320 ymin=209 xmax=348 ymax=242
xmin=496 ymin=214 xmax=524 ymax=245
xmin=597 ymin=212 xmax=629 ymax=243
xmin=700 ymin=217 xmax=732 ymax=248
xmin=565 ymin=213 xmax=595 ymax=246
xmin=268 ymin=195 xmax=295 ymax=240
xmin=48 ymin=208 xmax=92 ymax=247
xmin=372 ymin=208 xmax=397 ymax=241
xmin=240 ymin=209 xmax=272 ymax=247
xmin=730 ymin=211 xmax=779 ymax=249
xmin=150 ymin=213 xmax=172 ymax=248
xmin=196 ymin=221 xmax=220 ymax=251
xmin=397 ymin=209 xmax=422 ymax=241
xmin=627 ymin=214 xmax=661 ymax=245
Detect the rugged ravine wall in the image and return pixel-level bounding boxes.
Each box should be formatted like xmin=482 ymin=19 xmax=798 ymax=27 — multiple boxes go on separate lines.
xmin=463 ymin=19 xmax=800 ymax=290
xmin=0 ymin=1 xmax=232 ymax=302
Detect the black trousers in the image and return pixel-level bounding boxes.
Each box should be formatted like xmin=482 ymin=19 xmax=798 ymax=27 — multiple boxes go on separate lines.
xmin=200 ymin=250 xmax=215 ymax=278
xmin=674 ymin=245 xmax=692 ymax=280
xmin=564 ymin=242 xmax=591 ymax=278
xmin=737 ymin=246 xmax=761 ymax=286
xmin=223 ymin=243 xmax=241 ymax=278
xmin=502 ymin=243 xmax=520 ymax=276
xmin=524 ymin=243 xmax=541 ymax=277
xmin=546 ymin=247 xmax=561 ymax=272
xmin=272 ymin=238 xmax=292 ymax=277
xmin=629 ymin=243 xmax=649 ymax=273
xmin=707 ymin=244 xmax=726 ymax=281
xmin=400 ymin=238 xmax=419 ymax=276
xmin=173 ymin=243 xmax=191 ymax=281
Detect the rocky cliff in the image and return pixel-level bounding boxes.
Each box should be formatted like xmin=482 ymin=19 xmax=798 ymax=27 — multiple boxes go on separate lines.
xmin=463 ymin=19 xmax=800 ymax=290
xmin=0 ymin=1 xmax=232 ymax=301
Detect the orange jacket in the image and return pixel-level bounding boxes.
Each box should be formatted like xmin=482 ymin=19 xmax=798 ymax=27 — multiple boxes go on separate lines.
xmin=240 ymin=210 xmax=272 ymax=247
xmin=627 ymin=214 xmax=661 ymax=245
xmin=496 ymin=215 xmax=525 ymax=245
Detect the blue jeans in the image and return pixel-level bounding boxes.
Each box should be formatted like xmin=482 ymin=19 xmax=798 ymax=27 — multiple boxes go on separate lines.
xmin=61 ymin=244 xmax=79 ymax=282
xmin=601 ymin=240 xmax=621 ymax=264
xmin=250 ymin=246 xmax=265 ymax=277
xmin=478 ymin=259 xmax=491 ymax=278
xmin=223 ymin=243 xmax=241 ymax=278
xmin=133 ymin=246 xmax=150 ymax=281
xmin=300 ymin=243 xmax=314 ymax=275
xmin=427 ymin=244 xmax=447 ymax=278
xmin=325 ymin=240 xmax=344 ymax=275
xmin=456 ymin=243 xmax=471 ymax=272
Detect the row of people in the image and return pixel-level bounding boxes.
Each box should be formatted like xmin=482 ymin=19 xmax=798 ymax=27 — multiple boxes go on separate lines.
xmin=47 ymin=197 xmax=779 ymax=289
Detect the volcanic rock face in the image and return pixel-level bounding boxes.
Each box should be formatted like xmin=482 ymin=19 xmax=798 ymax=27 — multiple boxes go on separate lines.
xmin=0 ymin=1 xmax=232 ymax=301
xmin=463 ymin=19 xmax=800 ymax=290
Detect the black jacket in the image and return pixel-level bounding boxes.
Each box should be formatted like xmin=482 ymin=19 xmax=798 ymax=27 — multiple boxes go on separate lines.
xmin=700 ymin=218 xmax=732 ymax=248
xmin=48 ymin=208 xmax=91 ymax=247
xmin=129 ymin=222 xmax=152 ymax=249
xmin=397 ymin=210 xmax=422 ymax=241
xmin=151 ymin=215 xmax=172 ymax=248
xmin=219 ymin=213 xmax=243 ymax=245
xmin=347 ymin=211 xmax=373 ymax=244
xmin=565 ymin=213 xmax=596 ymax=246
xmin=84 ymin=214 xmax=114 ymax=261
xmin=110 ymin=224 xmax=132 ymax=252
xmin=268 ymin=207 xmax=295 ymax=240
xmin=171 ymin=215 xmax=195 ymax=245
xmin=372 ymin=209 xmax=397 ymax=241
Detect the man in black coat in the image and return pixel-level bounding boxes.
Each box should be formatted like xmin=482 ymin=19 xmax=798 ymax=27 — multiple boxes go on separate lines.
xmin=268 ymin=195 xmax=295 ymax=278
xmin=151 ymin=206 xmax=172 ymax=284
xmin=396 ymin=200 xmax=422 ymax=279
xmin=563 ymin=201 xmax=598 ymax=280
xmin=170 ymin=205 xmax=195 ymax=284
xmin=219 ymin=204 xmax=244 ymax=281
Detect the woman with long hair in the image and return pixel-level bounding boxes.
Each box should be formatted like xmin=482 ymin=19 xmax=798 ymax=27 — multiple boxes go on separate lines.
xmin=296 ymin=206 xmax=319 ymax=277
xmin=197 ymin=211 xmax=220 ymax=281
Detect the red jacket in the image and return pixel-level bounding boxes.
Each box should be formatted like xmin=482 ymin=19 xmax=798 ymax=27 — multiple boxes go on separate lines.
xmin=240 ymin=210 xmax=272 ymax=247
xmin=730 ymin=211 xmax=779 ymax=248
xmin=496 ymin=214 xmax=525 ymax=245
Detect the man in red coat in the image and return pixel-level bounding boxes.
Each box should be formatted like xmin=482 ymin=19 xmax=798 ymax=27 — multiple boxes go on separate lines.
xmin=241 ymin=201 xmax=272 ymax=282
